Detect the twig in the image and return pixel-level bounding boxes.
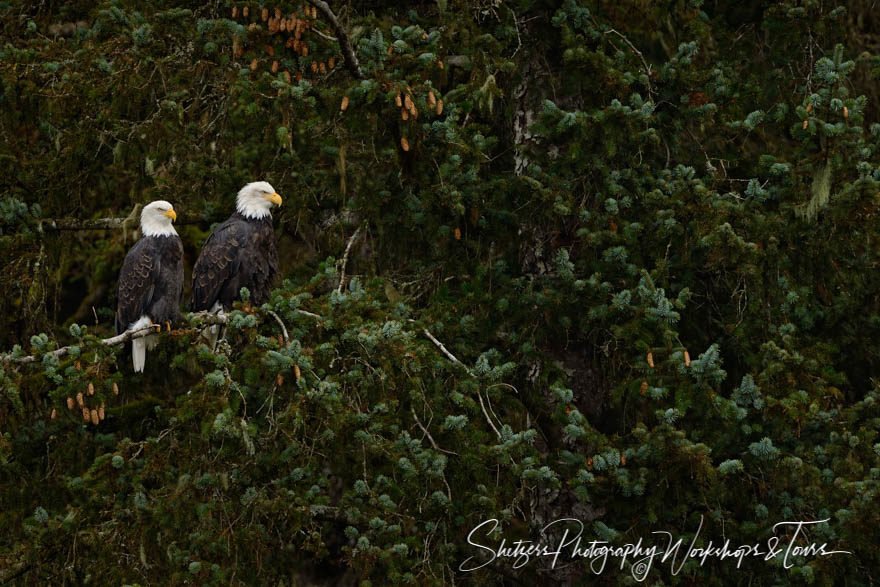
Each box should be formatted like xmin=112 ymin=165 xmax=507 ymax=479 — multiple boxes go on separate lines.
xmin=306 ymin=0 xmax=364 ymax=79
xmin=411 ymin=405 xmax=459 ymax=455
xmin=311 ymin=28 xmax=337 ymax=42
xmin=337 ymin=225 xmax=362 ymax=294
xmin=484 ymin=390 xmax=502 ymax=426
xmin=506 ymin=5 xmax=522 ymax=58
xmin=477 ymin=390 xmax=503 ymax=440
xmin=294 ymin=309 xmax=323 ymax=320
xmin=409 ymin=408 xmax=454 ymax=502
xmin=266 ymin=310 xmax=289 ymax=343
xmin=405 ymin=321 xmax=504 ymax=439
xmin=419 ymin=326 xmax=475 ymax=377
xmin=605 ymin=28 xmax=654 ymax=98
xmin=487 ymin=382 xmax=519 ymax=395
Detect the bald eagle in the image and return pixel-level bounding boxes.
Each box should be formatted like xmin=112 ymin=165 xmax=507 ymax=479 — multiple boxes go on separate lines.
xmin=115 ymin=200 xmax=184 ymax=372
xmin=191 ymin=182 xmax=282 ymax=343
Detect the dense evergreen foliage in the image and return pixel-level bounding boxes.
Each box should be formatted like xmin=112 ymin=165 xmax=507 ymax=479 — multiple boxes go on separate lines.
xmin=2 ymin=0 xmax=879 ymax=583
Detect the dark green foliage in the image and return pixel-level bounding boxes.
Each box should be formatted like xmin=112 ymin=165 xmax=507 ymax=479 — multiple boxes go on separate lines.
xmin=2 ymin=0 xmax=880 ymax=583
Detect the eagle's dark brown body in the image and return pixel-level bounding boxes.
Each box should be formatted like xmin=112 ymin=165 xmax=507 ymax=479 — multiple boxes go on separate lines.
xmin=115 ymin=234 xmax=184 ymax=334
xmin=191 ymin=212 xmax=279 ymax=310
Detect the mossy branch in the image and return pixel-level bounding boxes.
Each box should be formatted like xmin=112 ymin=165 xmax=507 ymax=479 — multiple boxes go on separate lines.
xmin=2 ymin=324 xmax=161 ymax=365
xmin=337 ymin=225 xmax=363 ymax=294
xmin=1 ymin=308 xmax=322 ymax=365
xmin=39 ymin=217 xmax=201 ymax=231
xmin=0 ymin=313 xmax=228 ymax=365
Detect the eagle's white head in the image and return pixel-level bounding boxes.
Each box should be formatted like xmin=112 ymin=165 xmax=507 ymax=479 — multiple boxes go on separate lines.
xmin=237 ymin=181 xmax=283 ymax=219
xmin=140 ymin=200 xmax=178 ymax=237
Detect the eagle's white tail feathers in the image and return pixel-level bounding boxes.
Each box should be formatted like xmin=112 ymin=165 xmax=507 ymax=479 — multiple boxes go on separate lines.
xmin=132 ymin=337 xmax=147 ymax=372
xmin=130 ymin=316 xmax=153 ymax=373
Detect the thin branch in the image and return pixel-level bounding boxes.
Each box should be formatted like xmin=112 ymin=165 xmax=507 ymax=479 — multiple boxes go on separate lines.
xmin=605 ymin=28 xmax=654 ymax=98
xmin=483 ymin=390 xmax=506 ymax=436
xmin=294 ymin=309 xmax=323 ymax=320
xmin=306 ymin=0 xmax=364 ymax=79
xmin=487 ymin=382 xmax=519 ymax=394
xmin=40 ymin=217 xmax=128 ymax=231
xmin=311 ymin=28 xmax=337 ymax=42
xmin=266 ymin=310 xmax=289 ymax=343
xmin=39 ymin=217 xmax=201 ymax=231
xmin=419 ymin=326 xmax=475 ymax=376
xmin=411 ymin=405 xmax=458 ymax=455
xmin=337 ymin=225 xmax=363 ymax=294
xmin=506 ymin=5 xmax=522 ymax=58
xmin=477 ymin=390 xmax=503 ymax=440
xmin=410 ymin=405 xmax=455 ymax=502
xmin=406 ymin=320 xmax=503 ymax=439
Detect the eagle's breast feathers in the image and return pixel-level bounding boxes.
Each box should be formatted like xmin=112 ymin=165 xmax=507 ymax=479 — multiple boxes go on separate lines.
xmin=191 ymin=214 xmax=279 ymax=311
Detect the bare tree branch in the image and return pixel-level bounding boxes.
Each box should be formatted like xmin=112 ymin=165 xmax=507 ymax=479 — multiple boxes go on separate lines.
xmin=294 ymin=309 xmax=323 ymax=320
xmin=405 ymin=320 xmax=506 ymax=440
xmin=311 ymin=28 xmax=337 ymax=43
xmin=2 ymin=313 xmax=229 ymax=365
xmin=38 ymin=217 xmax=202 ymax=231
xmin=267 ymin=310 xmax=289 ymax=343
xmin=1 ymin=308 xmax=323 ymax=366
xmin=306 ymin=0 xmax=364 ymax=79
xmin=605 ymin=28 xmax=654 ymax=98
xmin=40 ymin=217 xmax=128 ymax=231
xmin=411 ymin=405 xmax=458 ymax=455
xmin=2 ymin=324 xmax=160 ymax=365
xmin=477 ymin=390 xmax=503 ymax=440
xmin=418 ymin=325 xmax=475 ymax=377
xmin=337 ymin=225 xmax=362 ymax=294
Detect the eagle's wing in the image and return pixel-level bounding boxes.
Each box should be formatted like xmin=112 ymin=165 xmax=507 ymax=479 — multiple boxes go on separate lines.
xmin=191 ymin=220 xmax=242 ymax=311
xmin=115 ymin=239 xmax=161 ymax=334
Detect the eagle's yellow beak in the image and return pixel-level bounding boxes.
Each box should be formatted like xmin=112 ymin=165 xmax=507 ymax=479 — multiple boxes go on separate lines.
xmin=163 ymin=209 xmax=177 ymax=221
xmin=265 ymin=193 xmax=282 ymax=206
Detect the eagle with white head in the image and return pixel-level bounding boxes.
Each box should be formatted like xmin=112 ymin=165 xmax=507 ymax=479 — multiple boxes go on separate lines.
xmin=115 ymin=200 xmax=184 ymax=372
xmin=191 ymin=182 xmax=282 ymax=345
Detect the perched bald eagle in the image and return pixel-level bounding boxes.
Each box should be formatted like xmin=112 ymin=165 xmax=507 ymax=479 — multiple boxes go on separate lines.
xmin=191 ymin=182 xmax=282 ymax=344
xmin=115 ymin=200 xmax=184 ymax=372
